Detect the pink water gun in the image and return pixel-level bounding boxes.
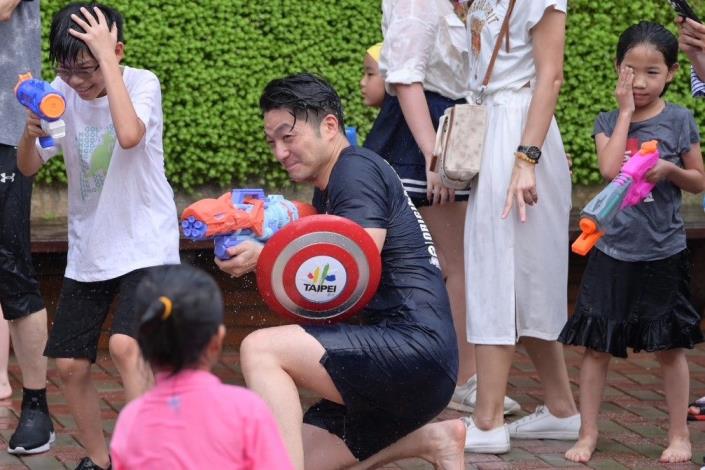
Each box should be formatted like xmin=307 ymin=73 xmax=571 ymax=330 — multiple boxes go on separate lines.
xmin=572 ymin=140 xmax=659 ymax=255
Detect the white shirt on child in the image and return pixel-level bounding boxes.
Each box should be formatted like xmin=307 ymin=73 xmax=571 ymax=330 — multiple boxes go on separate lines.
xmin=38 ymin=66 xmax=180 ymax=282
xmin=379 ymin=0 xmax=470 ymax=100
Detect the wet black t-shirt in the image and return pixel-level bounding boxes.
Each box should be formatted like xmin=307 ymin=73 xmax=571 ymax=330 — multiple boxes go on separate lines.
xmin=313 ymin=146 xmax=450 ymax=317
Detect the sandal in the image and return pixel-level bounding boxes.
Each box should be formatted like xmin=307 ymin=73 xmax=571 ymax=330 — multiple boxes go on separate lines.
xmin=687 ymin=400 xmax=705 ymax=421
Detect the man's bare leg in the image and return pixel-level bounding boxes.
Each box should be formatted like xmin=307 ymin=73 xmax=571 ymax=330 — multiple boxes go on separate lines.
xmin=239 ymin=325 xmax=345 ymax=470
xmin=302 ymin=419 xmax=464 ymax=470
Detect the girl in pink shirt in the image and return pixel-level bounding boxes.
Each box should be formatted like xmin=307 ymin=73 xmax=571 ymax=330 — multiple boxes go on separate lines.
xmin=110 ymin=264 xmax=293 ymax=469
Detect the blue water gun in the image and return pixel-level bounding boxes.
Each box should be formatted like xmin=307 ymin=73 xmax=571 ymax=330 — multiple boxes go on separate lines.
xmin=181 ymin=188 xmax=317 ymax=260
xmin=14 ymin=73 xmax=66 ymax=148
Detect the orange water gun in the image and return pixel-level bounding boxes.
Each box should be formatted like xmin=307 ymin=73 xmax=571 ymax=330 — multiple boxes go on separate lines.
xmin=181 ymin=189 xmax=317 ymax=259
xmin=572 ymin=140 xmax=660 ymax=256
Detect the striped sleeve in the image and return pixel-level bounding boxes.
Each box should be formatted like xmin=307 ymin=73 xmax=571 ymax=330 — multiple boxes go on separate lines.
xmin=691 ymin=66 xmax=705 ymax=97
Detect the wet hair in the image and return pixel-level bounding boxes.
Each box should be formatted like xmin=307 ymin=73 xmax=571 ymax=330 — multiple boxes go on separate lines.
xmin=616 ymin=22 xmax=678 ymax=96
xmin=49 ymin=2 xmax=125 ymax=66
xmin=260 ymin=73 xmax=345 ymax=132
xmin=135 ymin=264 xmax=224 ymax=375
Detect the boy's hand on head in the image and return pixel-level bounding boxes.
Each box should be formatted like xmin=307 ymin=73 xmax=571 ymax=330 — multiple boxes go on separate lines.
xmin=68 ymin=6 xmax=118 ymax=65
xmin=615 ymin=66 xmax=635 ymax=114
xmin=645 ymin=159 xmax=675 ymax=184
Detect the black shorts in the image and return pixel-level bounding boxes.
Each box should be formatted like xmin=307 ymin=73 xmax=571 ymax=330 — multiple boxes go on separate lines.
xmin=44 ymin=269 xmax=148 ymax=362
xmin=302 ymin=320 xmax=456 ymax=461
xmin=363 ymin=92 xmax=470 ymax=208
xmin=0 ymin=144 xmax=44 ymax=320
xmin=559 ymin=249 xmax=703 ymax=358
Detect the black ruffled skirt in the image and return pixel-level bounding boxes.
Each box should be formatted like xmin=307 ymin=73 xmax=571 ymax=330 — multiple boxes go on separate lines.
xmin=559 ymin=248 xmax=703 ymax=358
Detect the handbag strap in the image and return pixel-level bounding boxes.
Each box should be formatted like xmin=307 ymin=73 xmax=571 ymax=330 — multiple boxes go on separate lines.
xmin=477 ymin=0 xmax=516 ymax=101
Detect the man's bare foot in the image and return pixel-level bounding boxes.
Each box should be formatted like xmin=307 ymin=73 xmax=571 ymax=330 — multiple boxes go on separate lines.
xmin=419 ymin=419 xmax=465 ymax=470
xmin=659 ymin=435 xmax=691 ymax=463
xmin=565 ymin=434 xmax=597 ymax=463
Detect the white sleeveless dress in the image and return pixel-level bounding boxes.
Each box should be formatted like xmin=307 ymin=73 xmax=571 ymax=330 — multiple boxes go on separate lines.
xmin=464 ymin=0 xmax=572 ymax=344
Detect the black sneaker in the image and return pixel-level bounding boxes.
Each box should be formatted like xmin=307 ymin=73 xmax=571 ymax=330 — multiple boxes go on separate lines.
xmin=75 ymin=457 xmax=111 ymax=470
xmin=7 ymin=408 xmax=55 ymax=454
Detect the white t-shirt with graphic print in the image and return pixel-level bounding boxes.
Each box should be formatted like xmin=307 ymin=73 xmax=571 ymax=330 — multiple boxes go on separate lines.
xmin=38 ymin=66 xmax=180 ymax=282
xmin=467 ymin=0 xmax=567 ymax=96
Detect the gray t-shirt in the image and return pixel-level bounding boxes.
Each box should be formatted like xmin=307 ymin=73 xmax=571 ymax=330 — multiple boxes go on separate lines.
xmin=0 ymin=0 xmax=41 ymax=147
xmin=592 ymin=103 xmax=699 ymax=261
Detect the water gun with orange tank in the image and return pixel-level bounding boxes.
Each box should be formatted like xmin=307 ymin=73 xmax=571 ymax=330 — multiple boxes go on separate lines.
xmin=14 ymin=73 xmax=66 ymax=148
xmin=571 ymin=140 xmax=660 ymax=256
xmin=181 ymin=188 xmax=317 ymax=260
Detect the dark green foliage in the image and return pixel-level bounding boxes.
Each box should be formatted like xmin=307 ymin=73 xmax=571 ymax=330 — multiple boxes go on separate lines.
xmin=562 ymin=0 xmax=705 ymax=184
xmin=38 ymin=1 xmax=382 ymax=189
xmin=37 ymin=1 xmax=705 ymax=188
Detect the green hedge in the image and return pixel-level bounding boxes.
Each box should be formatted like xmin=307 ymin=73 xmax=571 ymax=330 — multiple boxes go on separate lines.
xmin=562 ymin=0 xmax=705 ymax=184
xmin=38 ymin=1 xmax=705 ymax=189
xmin=38 ymin=1 xmax=382 ymax=189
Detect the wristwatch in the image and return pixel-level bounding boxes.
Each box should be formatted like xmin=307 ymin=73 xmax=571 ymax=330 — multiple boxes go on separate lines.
xmin=517 ymin=145 xmax=541 ymax=163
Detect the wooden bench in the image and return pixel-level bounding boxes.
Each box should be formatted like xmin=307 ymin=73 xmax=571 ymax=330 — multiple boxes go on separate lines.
xmin=30 ymin=205 xmax=705 ymax=348
xmin=30 ymin=219 xmax=286 ymax=347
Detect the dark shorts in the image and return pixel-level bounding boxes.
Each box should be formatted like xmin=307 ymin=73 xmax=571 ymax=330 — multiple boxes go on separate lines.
xmin=559 ymin=249 xmax=703 ymax=358
xmin=0 ymin=144 xmax=44 ymax=320
xmin=302 ymin=319 xmax=456 ymax=461
xmin=45 ymin=268 xmax=148 ymax=362
xmin=363 ymin=92 xmax=470 ymax=208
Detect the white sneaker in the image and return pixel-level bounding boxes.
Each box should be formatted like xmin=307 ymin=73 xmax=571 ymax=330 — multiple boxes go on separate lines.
xmin=448 ymin=375 xmax=522 ymax=415
xmin=462 ymin=417 xmax=510 ymax=454
xmin=507 ymin=405 xmax=580 ymax=440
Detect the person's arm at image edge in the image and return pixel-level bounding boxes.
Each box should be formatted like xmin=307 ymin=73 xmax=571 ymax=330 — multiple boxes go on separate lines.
xmin=0 ymin=0 xmax=22 ymax=22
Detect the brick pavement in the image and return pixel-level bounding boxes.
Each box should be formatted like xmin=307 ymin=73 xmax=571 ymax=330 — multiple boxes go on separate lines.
xmin=0 ymin=345 xmax=704 ymax=469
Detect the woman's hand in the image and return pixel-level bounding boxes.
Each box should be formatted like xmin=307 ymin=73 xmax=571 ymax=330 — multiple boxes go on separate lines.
xmin=68 ymin=6 xmax=118 ymax=64
xmin=615 ymin=66 xmax=635 ymax=114
xmin=501 ymin=159 xmax=537 ymax=222
xmin=426 ymin=169 xmax=455 ymax=205
xmin=214 ymin=240 xmax=263 ymax=278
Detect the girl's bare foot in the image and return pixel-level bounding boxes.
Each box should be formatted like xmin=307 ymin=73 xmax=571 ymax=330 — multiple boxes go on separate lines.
xmin=565 ymin=434 xmax=597 ymax=463
xmin=419 ymin=419 xmax=466 ymax=470
xmin=659 ymin=435 xmax=691 ymax=463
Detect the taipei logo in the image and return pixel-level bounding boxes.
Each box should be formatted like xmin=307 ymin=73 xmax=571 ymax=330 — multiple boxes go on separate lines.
xmin=304 ymin=264 xmax=338 ymax=293
xmin=295 ymin=256 xmax=347 ymax=302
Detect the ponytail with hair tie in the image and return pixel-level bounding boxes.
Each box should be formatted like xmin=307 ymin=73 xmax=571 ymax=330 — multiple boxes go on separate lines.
xmin=159 ymin=296 xmax=173 ymax=320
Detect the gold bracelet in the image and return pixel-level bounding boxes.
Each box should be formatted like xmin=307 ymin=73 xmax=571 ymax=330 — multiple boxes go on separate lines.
xmin=515 ymin=151 xmax=538 ymax=165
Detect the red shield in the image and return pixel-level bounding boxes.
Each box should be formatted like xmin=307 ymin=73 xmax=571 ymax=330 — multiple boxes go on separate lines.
xmin=256 ymin=215 xmax=382 ymax=324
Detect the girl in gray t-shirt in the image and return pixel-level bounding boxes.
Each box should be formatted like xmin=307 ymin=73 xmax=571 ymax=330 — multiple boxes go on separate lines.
xmin=559 ymin=22 xmax=705 ymax=465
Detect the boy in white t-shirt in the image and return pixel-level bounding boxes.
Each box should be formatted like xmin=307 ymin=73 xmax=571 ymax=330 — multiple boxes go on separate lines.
xmin=17 ymin=3 xmax=179 ymax=469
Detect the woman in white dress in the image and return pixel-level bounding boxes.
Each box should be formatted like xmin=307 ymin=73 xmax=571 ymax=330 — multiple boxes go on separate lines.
xmin=370 ymin=0 xmax=520 ymax=417
xmin=463 ymin=0 xmax=579 ymax=453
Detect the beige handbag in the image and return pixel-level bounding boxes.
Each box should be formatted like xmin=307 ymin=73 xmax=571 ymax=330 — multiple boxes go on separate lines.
xmin=430 ymin=0 xmax=516 ymax=190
